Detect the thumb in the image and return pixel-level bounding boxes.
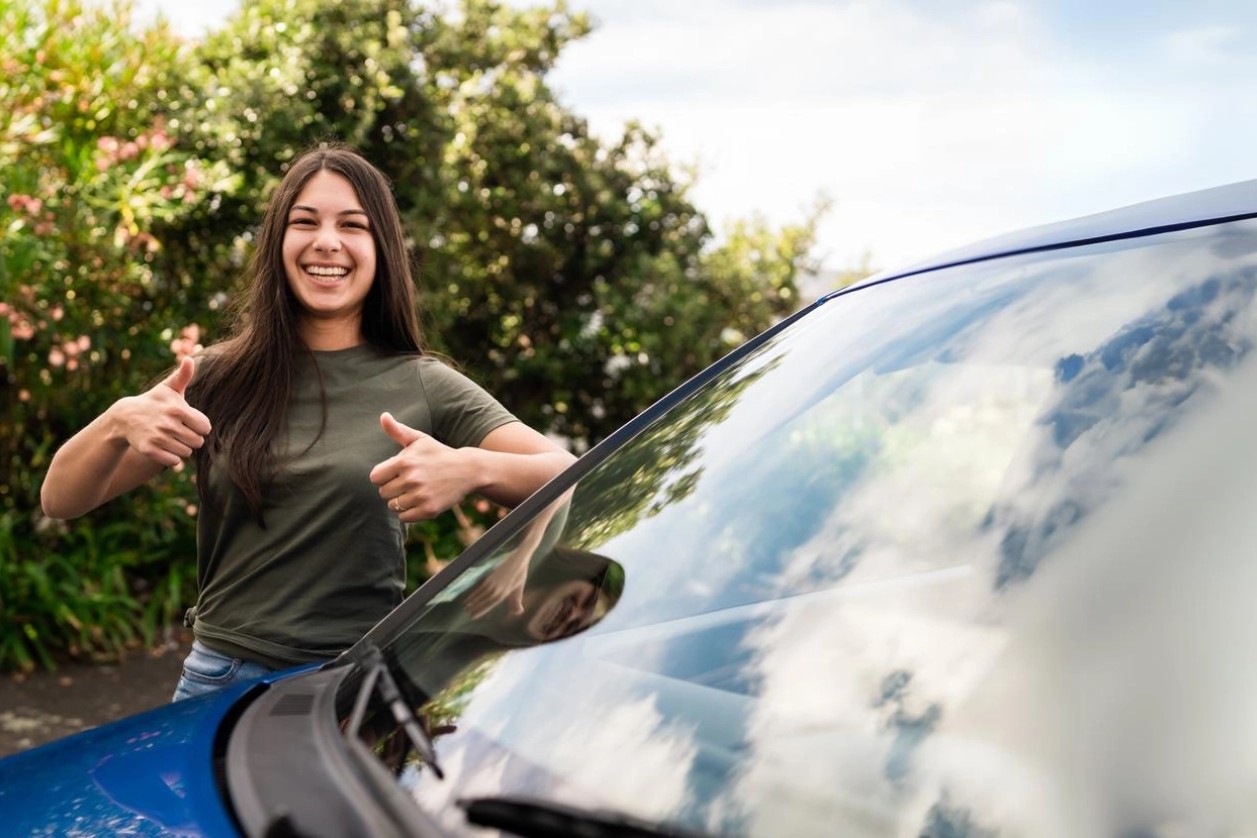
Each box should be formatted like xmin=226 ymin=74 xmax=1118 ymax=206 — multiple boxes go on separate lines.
xmin=380 ymin=411 xmax=423 ymax=447
xmin=162 ymin=356 xmax=196 ymax=396
xmin=508 ymin=588 xmax=525 ymax=616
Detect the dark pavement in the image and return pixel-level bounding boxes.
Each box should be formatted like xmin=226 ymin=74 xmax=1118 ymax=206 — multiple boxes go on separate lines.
xmin=0 ymin=633 xmax=190 ymax=758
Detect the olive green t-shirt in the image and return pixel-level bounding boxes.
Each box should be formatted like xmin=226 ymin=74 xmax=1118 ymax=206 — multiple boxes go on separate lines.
xmin=190 ymin=346 xmax=517 ymax=669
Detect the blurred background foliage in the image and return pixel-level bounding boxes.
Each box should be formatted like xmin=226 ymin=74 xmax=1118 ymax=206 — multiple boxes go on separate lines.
xmin=0 ymin=0 xmax=848 ymax=671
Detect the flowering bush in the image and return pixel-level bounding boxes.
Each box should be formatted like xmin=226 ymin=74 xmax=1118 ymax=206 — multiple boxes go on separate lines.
xmin=0 ymin=0 xmax=237 ymax=669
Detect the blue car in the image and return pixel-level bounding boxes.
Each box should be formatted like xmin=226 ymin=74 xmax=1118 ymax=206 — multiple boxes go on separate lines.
xmin=5 ymin=180 xmax=1257 ymax=836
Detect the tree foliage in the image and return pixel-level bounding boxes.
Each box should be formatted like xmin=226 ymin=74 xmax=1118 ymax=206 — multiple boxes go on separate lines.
xmin=0 ymin=0 xmax=829 ymax=671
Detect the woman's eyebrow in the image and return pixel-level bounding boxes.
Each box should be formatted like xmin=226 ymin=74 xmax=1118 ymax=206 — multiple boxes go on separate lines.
xmin=289 ymin=205 xmax=368 ymax=216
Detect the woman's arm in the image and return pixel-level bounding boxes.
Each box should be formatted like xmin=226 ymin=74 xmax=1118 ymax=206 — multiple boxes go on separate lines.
xmin=40 ymin=357 xmax=212 ymax=519
xmin=463 ymin=422 xmax=577 ymax=507
xmin=369 ymin=412 xmax=575 ymax=522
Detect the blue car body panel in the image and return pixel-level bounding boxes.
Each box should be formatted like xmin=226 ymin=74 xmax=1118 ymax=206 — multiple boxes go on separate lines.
xmin=0 ymin=665 xmax=315 ymax=836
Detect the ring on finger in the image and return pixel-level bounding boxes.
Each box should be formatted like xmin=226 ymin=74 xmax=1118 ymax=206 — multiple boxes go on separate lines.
xmin=392 ymin=499 xmax=408 ymax=513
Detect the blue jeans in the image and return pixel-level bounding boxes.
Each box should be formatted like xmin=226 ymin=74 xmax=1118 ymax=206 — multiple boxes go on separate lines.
xmin=171 ymin=640 xmax=274 ymax=702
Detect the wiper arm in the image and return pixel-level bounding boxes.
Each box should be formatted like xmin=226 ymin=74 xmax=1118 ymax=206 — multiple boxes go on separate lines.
xmin=459 ymin=795 xmax=708 ymax=838
xmin=345 ymin=644 xmax=445 ymax=780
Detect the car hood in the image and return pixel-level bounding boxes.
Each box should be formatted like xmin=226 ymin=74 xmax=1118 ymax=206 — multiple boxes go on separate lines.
xmin=0 ymin=678 xmax=266 ymax=836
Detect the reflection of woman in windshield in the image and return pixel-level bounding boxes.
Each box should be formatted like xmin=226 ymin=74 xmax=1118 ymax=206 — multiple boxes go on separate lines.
xmin=505 ymin=547 xmax=624 ymax=642
xmin=386 ymin=546 xmax=625 ymax=705
xmin=460 ymin=489 xmax=574 ymax=620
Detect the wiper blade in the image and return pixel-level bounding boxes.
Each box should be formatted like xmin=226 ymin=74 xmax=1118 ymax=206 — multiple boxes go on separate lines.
xmin=459 ymin=795 xmax=708 ymax=838
xmin=345 ymin=644 xmax=445 ymax=780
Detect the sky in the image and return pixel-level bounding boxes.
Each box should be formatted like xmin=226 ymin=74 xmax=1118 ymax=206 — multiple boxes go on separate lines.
xmin=135 ymin=0 xmax=1257 ymax=274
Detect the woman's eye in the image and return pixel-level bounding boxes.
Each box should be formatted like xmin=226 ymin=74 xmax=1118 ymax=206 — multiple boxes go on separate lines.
xmin=288 ymin=217 xmax=315 ymax=226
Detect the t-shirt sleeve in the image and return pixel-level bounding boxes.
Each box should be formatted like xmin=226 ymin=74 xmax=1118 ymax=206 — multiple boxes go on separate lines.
xmin=416 ymin=357 xmax=518 ymax=448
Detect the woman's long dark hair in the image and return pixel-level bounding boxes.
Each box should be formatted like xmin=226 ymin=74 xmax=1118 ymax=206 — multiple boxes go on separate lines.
xmin=189 ymin=144 xmax=424 ymax=519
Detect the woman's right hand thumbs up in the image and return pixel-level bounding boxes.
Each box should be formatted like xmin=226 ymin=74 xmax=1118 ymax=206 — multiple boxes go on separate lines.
xmin=114 ymin=356 xmax=213 ymax=468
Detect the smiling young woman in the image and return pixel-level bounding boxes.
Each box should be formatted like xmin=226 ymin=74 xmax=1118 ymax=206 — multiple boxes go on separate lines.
xmin=40 ymin=144 xmax=576 ymax=699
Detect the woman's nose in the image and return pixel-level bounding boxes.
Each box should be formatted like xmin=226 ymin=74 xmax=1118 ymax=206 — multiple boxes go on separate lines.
xmin=313 ymin=226 xmax=341 ymax=252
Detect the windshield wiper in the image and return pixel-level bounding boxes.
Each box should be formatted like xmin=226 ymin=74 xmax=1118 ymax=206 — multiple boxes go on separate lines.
xmin=345 ymin=644 xmax=445 ymax=780
xmin=459 ymin=795 xmax=708 ymax=838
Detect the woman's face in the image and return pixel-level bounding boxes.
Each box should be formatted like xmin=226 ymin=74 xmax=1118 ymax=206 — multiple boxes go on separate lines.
xmin=282 ymin=170 xmax=378 ymax=347
xmin=522 ymin=580 xmax=600 ymax=641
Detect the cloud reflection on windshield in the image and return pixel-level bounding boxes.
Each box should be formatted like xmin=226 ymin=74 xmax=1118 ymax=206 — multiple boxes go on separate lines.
xmin=699 ymin=225 xmax=1257 ymax=835
xmin=410 ymin=646 xmax=699 ymax=827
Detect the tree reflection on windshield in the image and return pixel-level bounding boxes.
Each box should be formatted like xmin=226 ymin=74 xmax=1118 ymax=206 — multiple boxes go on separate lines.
xmin=568 ymin=355 xmax=778 ymax=550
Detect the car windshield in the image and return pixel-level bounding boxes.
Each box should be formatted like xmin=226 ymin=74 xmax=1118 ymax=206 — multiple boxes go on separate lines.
xmin=339 ymin=219 xmax=1257 ymax=836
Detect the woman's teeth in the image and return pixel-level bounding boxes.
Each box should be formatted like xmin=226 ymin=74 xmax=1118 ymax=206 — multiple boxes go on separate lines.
xmin=306 ymin=266 xmax=348 ymax=277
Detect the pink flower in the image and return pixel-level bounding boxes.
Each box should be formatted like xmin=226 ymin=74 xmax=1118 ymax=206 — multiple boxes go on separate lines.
xmin=150 ymin=130 xmax=173 ymax=152
xmin=77 ymin=335 xmax=90 ymax=351
xmin=48 ymin=347 xmax=65 ymax=367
